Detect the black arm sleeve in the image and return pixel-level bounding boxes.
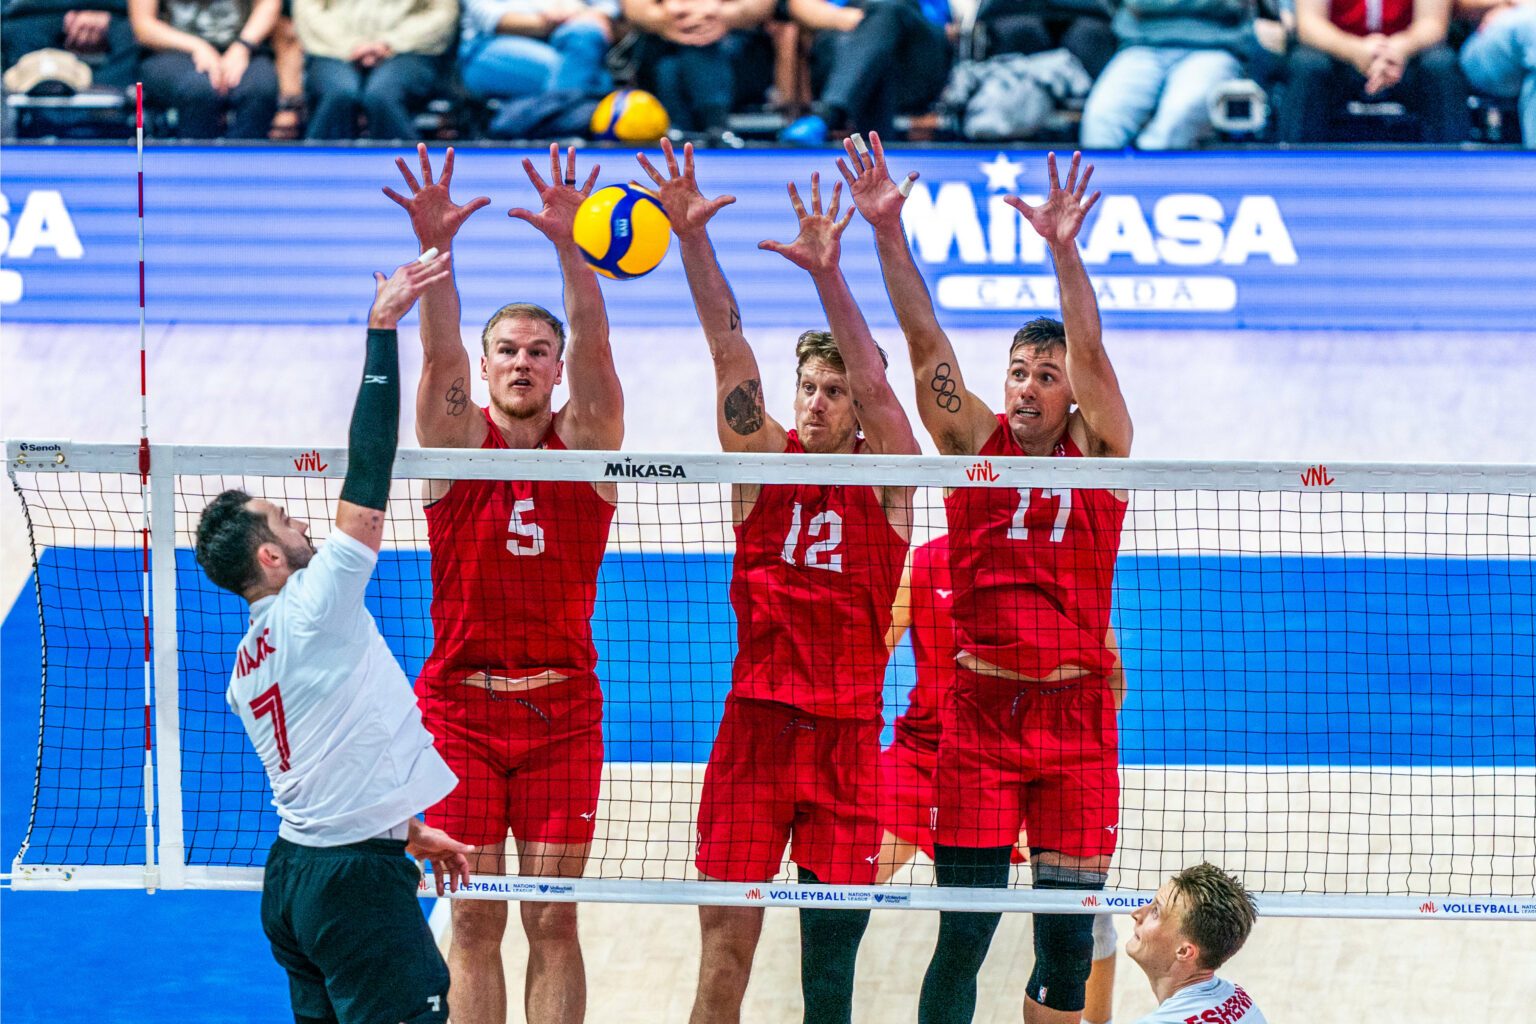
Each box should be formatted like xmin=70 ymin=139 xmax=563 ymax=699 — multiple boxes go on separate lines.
xmin=339 ymin=327 xmax=399 ymax=512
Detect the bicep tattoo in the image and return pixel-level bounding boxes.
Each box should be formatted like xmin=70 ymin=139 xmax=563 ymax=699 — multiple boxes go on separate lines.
xmin=930 ymin=362 xmax=962 ymax=414
xmin=445 ymin=377 xmax=469 ymax=417
xmin=723 ymin=378 xmax=766 ymax=436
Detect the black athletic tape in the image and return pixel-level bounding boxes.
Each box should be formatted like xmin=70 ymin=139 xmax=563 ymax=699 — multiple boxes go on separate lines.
xmin=339 ymin=328 xmax=399 ymax=512
xmin=1025 ymin=863 xmax=1108 ymax=1013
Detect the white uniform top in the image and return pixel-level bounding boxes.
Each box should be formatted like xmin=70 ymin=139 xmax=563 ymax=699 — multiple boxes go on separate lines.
xmin=1133 ymin=977 xmax=1267 ymax=1024
xmin=227 ymin=529 xmax=457 ymax=846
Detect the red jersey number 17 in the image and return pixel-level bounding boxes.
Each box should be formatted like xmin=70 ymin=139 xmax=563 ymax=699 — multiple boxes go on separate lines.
xmin=1008 ymin=487 xmax=1072 ymax=543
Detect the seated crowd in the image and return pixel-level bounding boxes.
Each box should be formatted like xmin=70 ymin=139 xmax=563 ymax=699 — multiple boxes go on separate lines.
xmin=3 ymin=0 xmax=1533 ymax=146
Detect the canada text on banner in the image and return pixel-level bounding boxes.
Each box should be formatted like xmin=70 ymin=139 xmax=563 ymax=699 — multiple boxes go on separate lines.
xmin=2 ymin=145 xmax=1534 ymax=330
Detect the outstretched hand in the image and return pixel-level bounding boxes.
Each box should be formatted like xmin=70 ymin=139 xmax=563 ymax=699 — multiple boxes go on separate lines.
xmin=383 ymin=145 xmax=492 ymax=251
xmin=508 ymin=143 xmax=601 ymax=247
xmin=406 ymin=818 xmax=475 ymax=897
xmin=758 ymin=173 xmax=855 ymax=275
xmin=836 ymin=130 xmax=916 ymax=231
xmin=635 ymin=137 xmax=736 ymax=239
xmin=1006 ymin=151 xmax=1100 ymax=248
xmin=369 ymin=250 xmax=454 ymax=329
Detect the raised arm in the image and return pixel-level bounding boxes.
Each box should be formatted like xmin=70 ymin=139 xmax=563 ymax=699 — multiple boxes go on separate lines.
xmin=885 ymin=558 xmax=915 ymax=653
xmin=383 ymin=145 xmax=492 ymax=449
xmin=509 ymin=145 xmax=624 ymax=451
xmin=1007 ymin=152 xmax=1132 ymax=458
xmin=337 ymin=252 xmax=454 ymax=550
xmin=839 ymin=131 xmax=996 ymax=456
xmin=637 ymin=139 xmax=787 ymax=454
xmin=758 ymin=174 xmax=919 ymax=457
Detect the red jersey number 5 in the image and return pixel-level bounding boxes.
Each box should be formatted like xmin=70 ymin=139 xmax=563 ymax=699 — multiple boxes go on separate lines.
xmin=507 ymin=498 xmax=546 ymax=556
xmin=249 ymin=683 xmax=292 ymax=773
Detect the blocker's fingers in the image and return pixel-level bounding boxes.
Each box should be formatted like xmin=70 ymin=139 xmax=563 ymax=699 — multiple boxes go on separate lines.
xmin=417 ymin=143 xmax=434 ymax=187
xmin=810 ymin=172 xmax=823 ymax=216
xmin=708 ymin=194 xmax=738 ymax=214
xmin=827 ymin=180 xmax=841 ymax=220
xmin=441 ymin=146 xmax=456 ymax=187
xmin=461 ymin=195 xmax=493 ymax=220
xmin=636 ymin=152 xmax=666 ymax=186
xmin=1064 ymin=151 xmax=1082 ymax=194
xmin=395 ymin=156 xmax=421 ymax=193
xmin=508 ymin=207 xmax=536 ymax=223
xmin=1083 ymin=190 xmax=1102 ymax=216
xmin=787 ymin=180 xmax=808 ymax=219
xmin=547 ymin=142 xmax=562 ymax=186
xmin=683 ymin=141 xmax=696 ymax=180
xmin=1047 ymin=151 xmax=1062 ymax=192
xmin=1075 ymin=163 xmax=1094 ymax=201
xmin=581 ymin=165 xmax=600 ymax=194
xmin=869 ymin=130 xmax=888 ymax=169
xmin=382 ymin=185 xmax=410 ymax=209
xmin=758 ymin=239 xmax=786 ymax=253
xmin=663 ymin=136 xmax=682 ymax=178
xmin=417 ymin=246 xmax=441 ymax=264
xmin=835 ymin=157 xmax=857 ymax=189
xmin=565 ymin=145 xmax=578 ymax=186
xmin=522 ymin=157 xmax=549 ymax=192
xmin=898 ymin=171 xmax=918 ymax=198
xmin=836 ymin=206 xmax=855 ymax=233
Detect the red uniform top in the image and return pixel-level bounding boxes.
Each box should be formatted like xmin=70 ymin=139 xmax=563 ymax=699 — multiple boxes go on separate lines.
xmin=892 ymin=534 xmax=956 ymax=753
xmin=945 ymin=416 xmax=1126 ymax=680
xmin=418 ymin=409 xmax=615 ymax=698
xmin=729 ymin=431 xmax=909 ymax=720
xmin=1330 ymin=0 xmax=1412 ymax=35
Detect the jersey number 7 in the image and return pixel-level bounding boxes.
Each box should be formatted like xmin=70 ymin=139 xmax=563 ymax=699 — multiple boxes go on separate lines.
xmin=1008 ymin=488 xmax=1072 ymax=543
xmin=250 ymin=683 xmax=292 ymax=773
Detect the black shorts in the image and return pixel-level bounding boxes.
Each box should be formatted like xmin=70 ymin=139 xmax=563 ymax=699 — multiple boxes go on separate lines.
xmin=261 ymin=837 xmax=449 ymax=1024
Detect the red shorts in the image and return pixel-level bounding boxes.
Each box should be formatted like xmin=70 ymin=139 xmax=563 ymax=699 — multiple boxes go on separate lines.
xmin=879 ymin=737 xmax=939 ymax=859
xmin=419 ymin=675 xmax=604 ymax=848
xmin=696 ymin=696 xmax=883 ymax=885
xmin=934 ymin=669 xmax=1118 ymax=858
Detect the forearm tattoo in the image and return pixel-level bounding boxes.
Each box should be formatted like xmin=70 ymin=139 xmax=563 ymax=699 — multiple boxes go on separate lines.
xmin=445 ymin=377 xmax=469 ymax=417
xmin=930 ymin=362 xmax=962 ymax=414
xmin=723 ymin=378 xmax=766 ymax=436
xmin=729 ymin=305 xmax=741 ymax=332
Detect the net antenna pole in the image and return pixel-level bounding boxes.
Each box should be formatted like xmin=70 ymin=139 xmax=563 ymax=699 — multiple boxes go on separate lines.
xmin=135 ymin=82 xmax=160 ymax=891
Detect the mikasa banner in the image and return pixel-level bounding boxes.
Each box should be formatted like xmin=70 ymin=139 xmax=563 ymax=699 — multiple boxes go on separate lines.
xmin=2 ymin=145 xmax=1532 ymax=330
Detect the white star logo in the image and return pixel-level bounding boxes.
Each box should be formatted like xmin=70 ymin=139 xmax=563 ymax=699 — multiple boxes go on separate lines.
xmin=979 ymin=153 xmax=1024 ymax=193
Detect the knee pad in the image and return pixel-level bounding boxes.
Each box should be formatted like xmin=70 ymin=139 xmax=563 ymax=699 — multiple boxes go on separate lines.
xmin=1025 ymin=861 xmax=1107 ymax=1013
xmin=1092 ymin=911 xmax=1117 ymax=961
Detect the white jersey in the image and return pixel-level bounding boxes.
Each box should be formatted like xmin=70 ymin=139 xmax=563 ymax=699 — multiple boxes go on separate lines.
xmin=1133 ymin=977 xmax=1267 ymax=1024
xmin=228 ymin=529 xmax=456 ymax=846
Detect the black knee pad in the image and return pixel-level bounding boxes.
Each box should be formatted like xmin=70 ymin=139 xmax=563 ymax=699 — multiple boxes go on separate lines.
xmin=1025 ymin=861 xmax=1107 ymax=1013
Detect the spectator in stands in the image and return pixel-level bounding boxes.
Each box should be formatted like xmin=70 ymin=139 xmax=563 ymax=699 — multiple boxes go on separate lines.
xmin=969 ymin=0 xmax=1118 ymax=77
xmin=1459 ymin=0 xmax=1535 ymax=146
xmin=1279 ymin=0 xmax=1468 ymax=141
xmin=1080 ymin=0 xmax=1256 ymax=149
xmin=128 ymin=0 xmax=280 ymax=138
xmin=292 ymin=0 xmax=457 ymax=141
xmin=458 ymin=0 xmax=615 ymax=101
xmin=778 ymin=0 xmax=952 ymax=144
xmin=621 ymin=0 xmax=775 ymax=138
xmin=3 ymin=1 xmax=139 ymax=89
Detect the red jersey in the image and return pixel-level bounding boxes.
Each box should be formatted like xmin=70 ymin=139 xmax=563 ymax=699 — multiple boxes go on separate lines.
xmin=729 ymin=431 xmax=909 ymax=720
xmin=418 ymin=410 xmax=615 ymax=697
xmin=1330 ymin=0 xmax=1411 ymax=35
xmin=892 ymin=534 xmax=957 ymax=753
xmin=945 ymin=416 xmax=1125 ymax=680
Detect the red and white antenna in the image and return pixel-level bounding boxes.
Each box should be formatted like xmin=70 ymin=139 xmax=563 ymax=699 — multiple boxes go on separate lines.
xmin=135 ymin=81 xmax=157 ymax=882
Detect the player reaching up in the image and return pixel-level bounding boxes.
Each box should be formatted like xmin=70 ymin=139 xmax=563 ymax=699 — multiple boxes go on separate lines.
xmin=636 ymin=138 xmax=919 ymax=1024
xmin=385 ymin=144 xmax=624 ymax=1024
xmin=195 ymin=253 xmax=472 ymax=1024
xmin=841 ymin=134 xmax=1132 ymax=1024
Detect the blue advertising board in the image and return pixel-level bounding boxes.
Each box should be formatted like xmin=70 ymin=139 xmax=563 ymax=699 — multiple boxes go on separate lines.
xmin=2 ymin=145 xmax=1533 ymax=330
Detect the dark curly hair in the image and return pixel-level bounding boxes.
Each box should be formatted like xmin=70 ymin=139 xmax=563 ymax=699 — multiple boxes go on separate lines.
xmin=194 ymin=489 xmax=274 ymax=596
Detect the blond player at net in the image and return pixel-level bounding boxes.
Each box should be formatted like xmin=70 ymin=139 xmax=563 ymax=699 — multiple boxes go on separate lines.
xmin=384 ymin=144 xmax=625 ymax=1024
xmin=637 ymin=138 xmax=919 ymax=1024
xmin=876 ymin=535 xmax=1125 ymax=1024
xmin=1126 ymin=864 xmax=1266 ymax=1024
xmin=194 ymin=254 xmax=473 ymax=1024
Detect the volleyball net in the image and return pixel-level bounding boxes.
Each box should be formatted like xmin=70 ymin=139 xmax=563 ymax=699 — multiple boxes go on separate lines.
xmin=6 ymin=441 xmax=1534 ymax=919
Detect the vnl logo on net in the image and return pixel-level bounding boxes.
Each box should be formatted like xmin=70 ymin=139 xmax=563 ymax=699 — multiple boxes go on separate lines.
xmin=900 ymin=154 xmax=1298 ymax=314
xmin=0 ymin=191 xmax=85 ymax=305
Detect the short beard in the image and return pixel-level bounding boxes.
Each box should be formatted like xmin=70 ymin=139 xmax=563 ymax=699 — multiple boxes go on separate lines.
xmin=282 ymin=537 xmax=315 ymax=570
xmin=491 ymin=388 xmax=553 ymax=422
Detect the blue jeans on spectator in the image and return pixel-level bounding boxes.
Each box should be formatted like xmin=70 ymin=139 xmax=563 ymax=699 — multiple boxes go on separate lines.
xmin=459 ymin=24 xmax=612 ymax=99
xmin=1081 ymin=46 xmax=1241 ymax=149
xmin=1278 ymin=44 xmax=1467 ymax=142
xmin=637 ymin=30 xmax=771 ymax=132
xmin=140 ymin=49 xmax=278 ymax=139
xmin=305 ymin=53 xmax=438 ymax=140
xmin=1460 ymin=7 xmax=1536 ymax=147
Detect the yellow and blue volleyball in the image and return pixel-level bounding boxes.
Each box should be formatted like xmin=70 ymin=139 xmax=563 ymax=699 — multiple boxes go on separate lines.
xmin=590 ymin=89 xmax=670 ymax=142
xmin=573 ymin=184 xmax=671 ymax=280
